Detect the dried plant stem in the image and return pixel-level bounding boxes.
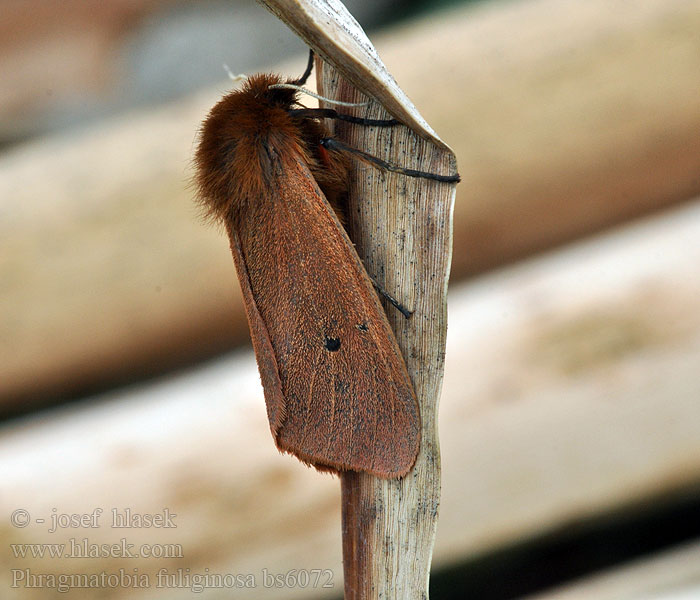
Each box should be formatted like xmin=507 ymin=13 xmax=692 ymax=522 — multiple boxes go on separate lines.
xmin=255 ymin=1 xmax=456 ymax=594
xmin=318 ymin=59 xmax=454 ymax=598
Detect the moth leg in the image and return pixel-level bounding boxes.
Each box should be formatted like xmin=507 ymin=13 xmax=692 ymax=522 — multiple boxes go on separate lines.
xmin=320 ymin=137 xmax=460 ymax=183
xmin=292 ymin=49 xmax=315 ymax=86
xmin=289 ymin=108 xmax=399 ymax=127
xmin=370 ymin=277 xmax=413 ymax=319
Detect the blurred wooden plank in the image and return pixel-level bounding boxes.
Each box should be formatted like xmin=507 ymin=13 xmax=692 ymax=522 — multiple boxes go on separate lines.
xmin=0 ymin=98 xmax=250 ymax=408
xmin=391 ymin=0 xmax=700 ymax=275
xmin=3 ymin=0 xmax=700 ymax=406
xmin=2 ymin=200 xmax=699 ymax=598
xmin=435 ymin=199 xmax=700 ymax=563
xmin=0 ymin=354 xmax=344 ymax=600
xmin=525 ymin=540 xmax=700 ymax=600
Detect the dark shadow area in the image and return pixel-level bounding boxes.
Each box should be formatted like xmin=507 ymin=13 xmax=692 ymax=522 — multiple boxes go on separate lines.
xmin=430 ymin=484 xmax=700 ymax=599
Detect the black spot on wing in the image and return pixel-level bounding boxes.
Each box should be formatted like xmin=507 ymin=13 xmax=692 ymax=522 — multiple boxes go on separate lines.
xmin=324 ymin=336 xmax=341 ymax=352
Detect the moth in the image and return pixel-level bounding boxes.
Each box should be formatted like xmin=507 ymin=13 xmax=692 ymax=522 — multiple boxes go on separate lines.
xmin=194 ymin=51 xmax=458 ymax=478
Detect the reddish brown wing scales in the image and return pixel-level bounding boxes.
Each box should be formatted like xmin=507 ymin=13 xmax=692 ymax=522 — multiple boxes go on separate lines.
xmin=227 ymin=156 xmax=419 ymax=478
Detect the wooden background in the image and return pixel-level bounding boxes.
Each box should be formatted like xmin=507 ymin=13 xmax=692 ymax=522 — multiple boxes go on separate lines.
xmin=1 ymin=0 xmax=700 ymax=597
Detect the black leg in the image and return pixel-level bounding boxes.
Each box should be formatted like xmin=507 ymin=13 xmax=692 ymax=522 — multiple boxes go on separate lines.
xmin=289 ymin=107 xmax=400 ymax=127
xmin=370 ymin=278 xmax=413 ymax=319
xmin=293 ymin=49 xmax=315 ymax=86
xmin=321 ymin=137 xmax=461 ymax=184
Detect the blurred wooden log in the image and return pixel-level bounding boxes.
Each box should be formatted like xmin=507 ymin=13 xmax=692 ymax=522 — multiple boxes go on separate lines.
xmin=2 ymin=199 xmax=700 ymax=598
xmin=436 ymin=199 xmax=700 ymax=563
xmin=391 ymin=0 xmax=700 ymax=276
xmin=2 ymin=0 xmax=700 ymax=406
xmin=0 ymin=0 xmax=168 ymax=143
xmin=0 ymin=97 xmax=249 ymax=408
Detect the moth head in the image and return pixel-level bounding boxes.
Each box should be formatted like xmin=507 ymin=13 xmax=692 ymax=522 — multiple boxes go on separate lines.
xmin=194 ymin=73 xmax=299 ymax=223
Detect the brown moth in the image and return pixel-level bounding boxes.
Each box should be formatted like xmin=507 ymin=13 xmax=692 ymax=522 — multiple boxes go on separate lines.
xmin=194 ymin=52 xmax=458 ymax=478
